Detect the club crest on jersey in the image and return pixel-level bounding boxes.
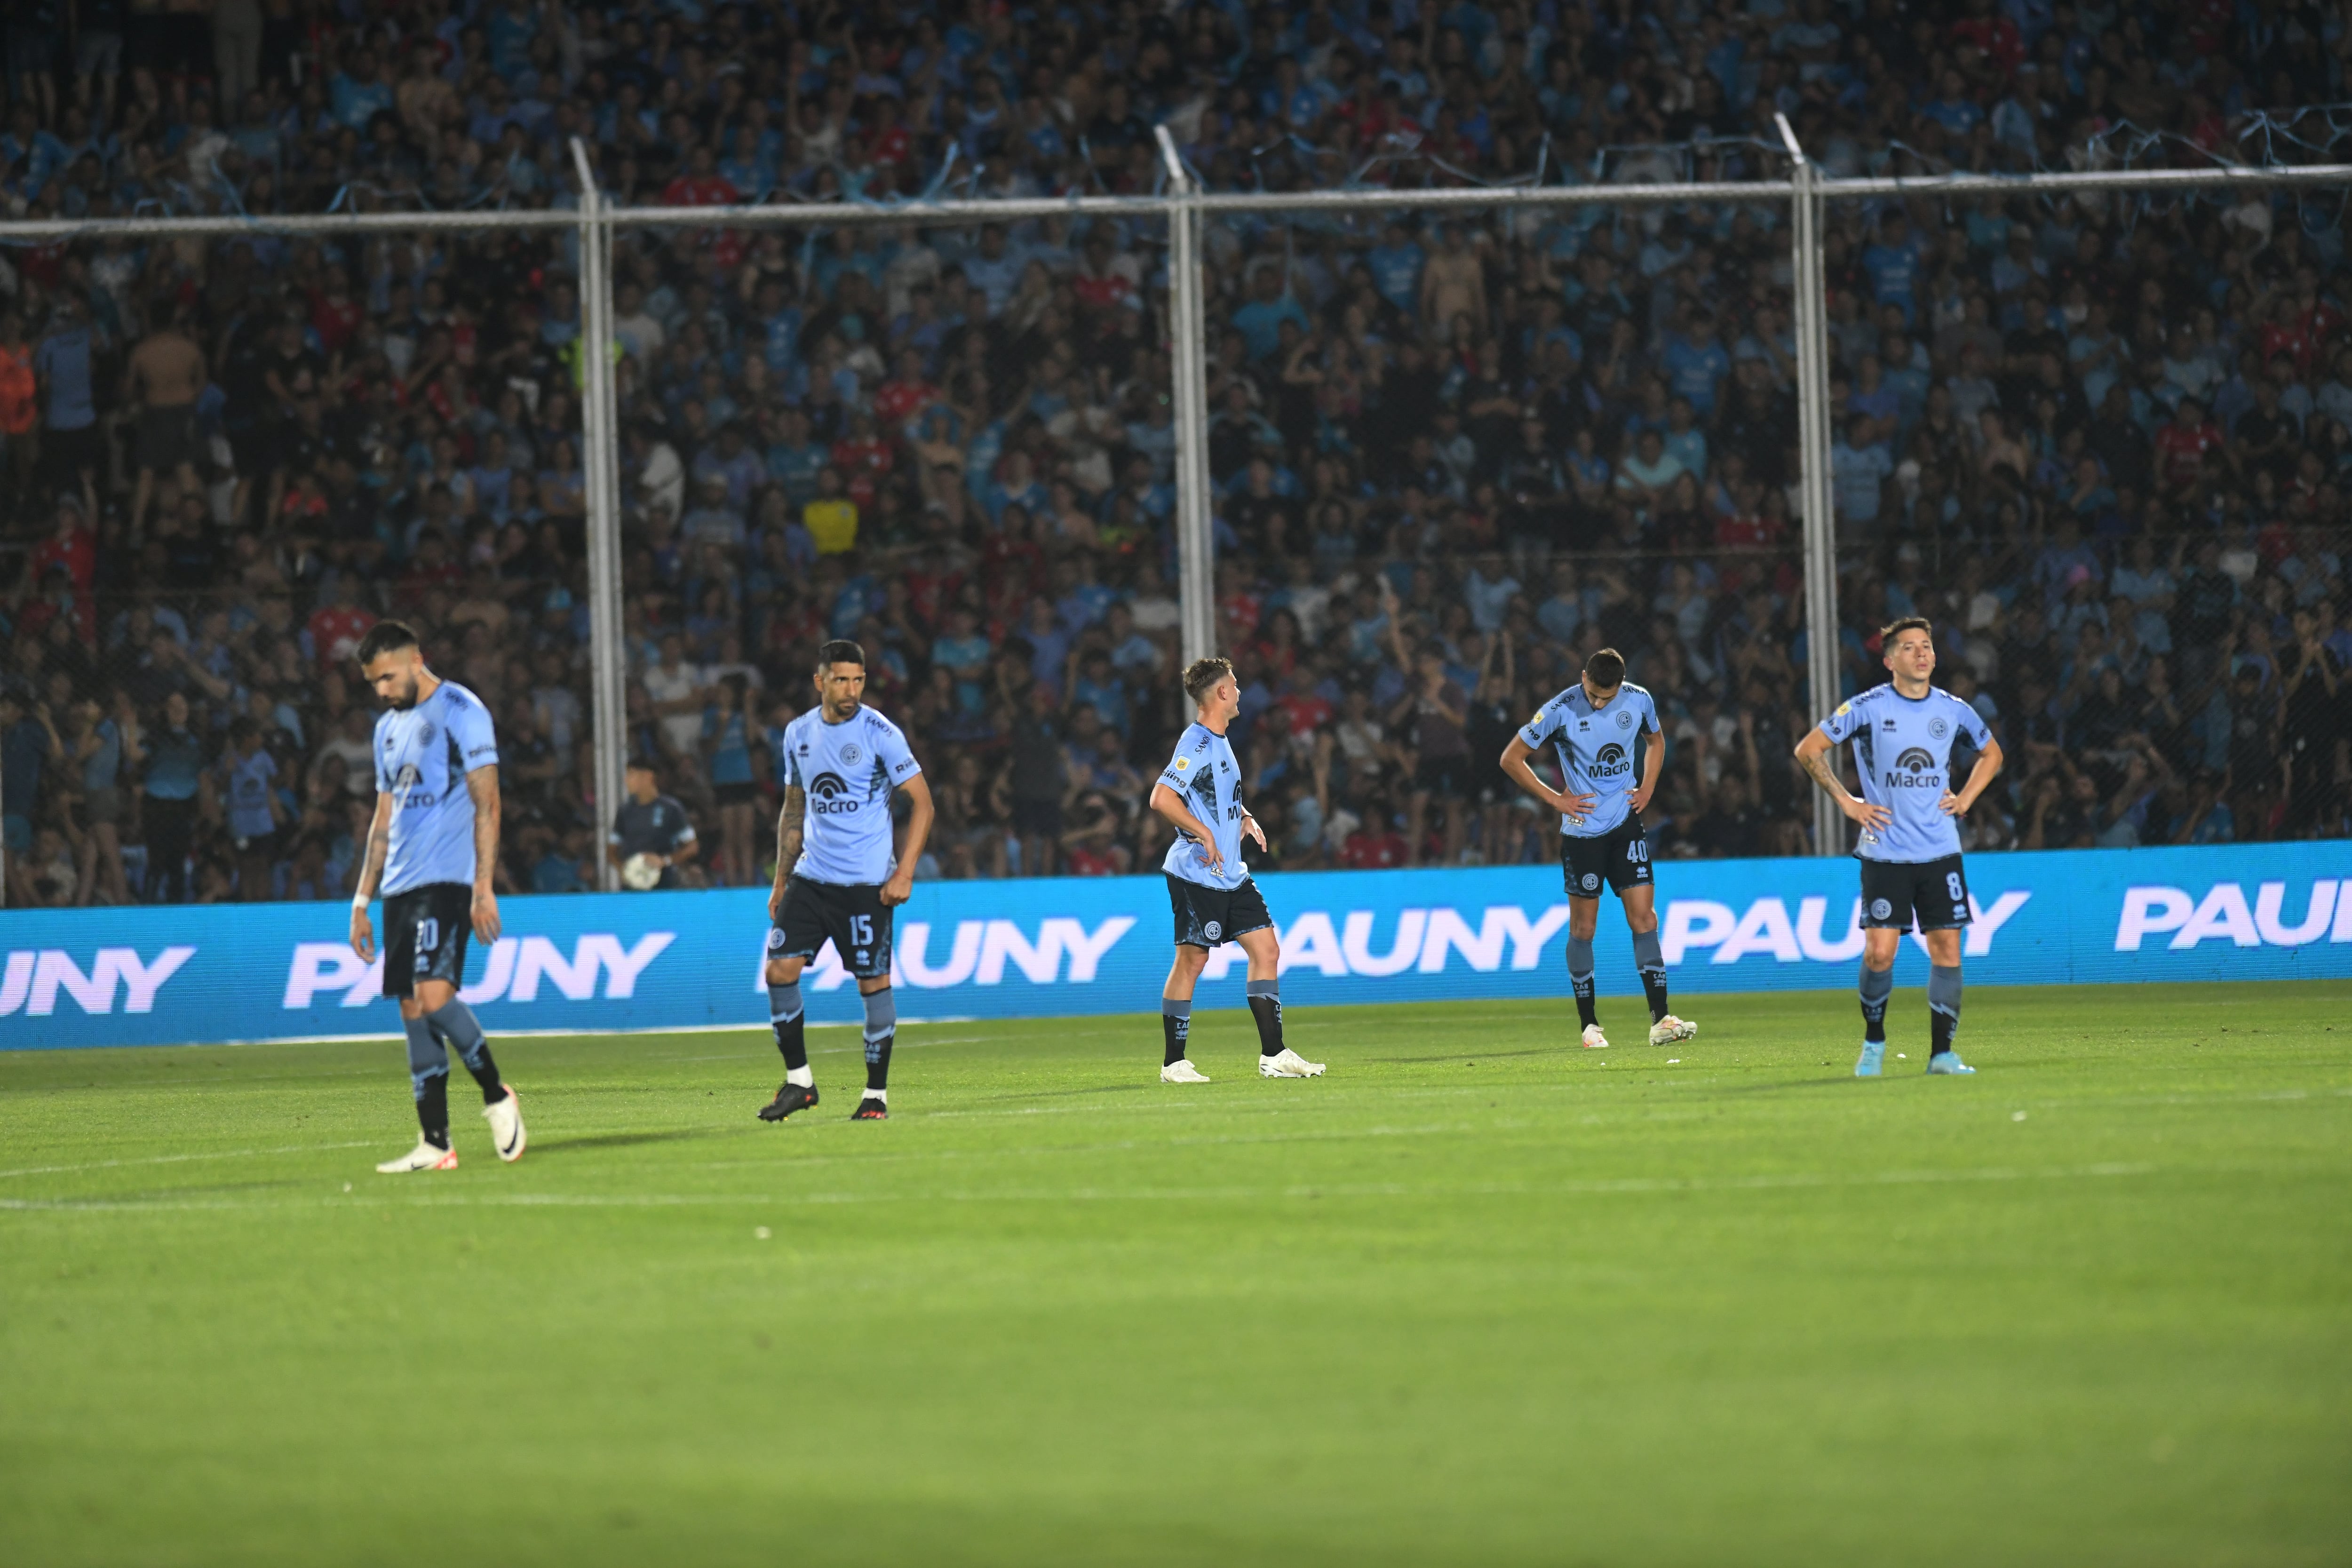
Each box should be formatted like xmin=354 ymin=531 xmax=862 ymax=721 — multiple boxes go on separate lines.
xmin=1930 ymin=716 xmax=1950 ymax=739
xmin=766 ymin=928 xmax=786 ymax=951
xmin=842 ymin=743 xmax=863 ymax=766
xmin=420 ymin=722 xmax=437 ymax=745
xmin=1871 ymin=898 xmax=1894 ymax=920
xmin=1616 ymin=710 xmax=1632 ymax=729
xmin=1203 ymin=920 xmax=1223 ymax=941
xmin=1581 ymin=873 xmax=1600 ymax=891
xmin=808 ymin=771 xmax=859 ymax=813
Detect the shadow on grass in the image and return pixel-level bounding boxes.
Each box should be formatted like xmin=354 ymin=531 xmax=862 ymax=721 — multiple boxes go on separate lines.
xmin=531 ymin=1128 xmax=735 ymax=1156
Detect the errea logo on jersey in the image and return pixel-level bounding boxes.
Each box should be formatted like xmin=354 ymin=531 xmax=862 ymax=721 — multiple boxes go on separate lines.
xmin=808 ymin=771 xmax=860 ymax=814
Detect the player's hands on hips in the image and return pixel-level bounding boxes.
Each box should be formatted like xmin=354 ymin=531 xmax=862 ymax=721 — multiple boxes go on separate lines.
xmin=472 ymin=883 xmax=501 ymax=943
xmin=1193 ymin=832 xmax=1224 ymax=875
xmin=1628 ymin=784 xmax=1655 ymax=816
xmin=880 ymin=869 xmax=915 ymax=907
xmin=1554 ymin=788 xmax=1598 ymax=823
xmin=1240 ymin=813 xmax=1268 ymax=852
xmin=1938 ymin=789 xmax=1969 ymax=817
xmin=1842 ymin=795 xmax=1892 ymax=831
xmin=768 ymin=880 xmax=788 ymax=924
xmin=350 ymin=905 xmax=375 ymax=963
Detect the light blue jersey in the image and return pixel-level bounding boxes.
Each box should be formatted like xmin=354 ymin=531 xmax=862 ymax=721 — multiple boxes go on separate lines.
xmin=1816 ymin=683 xmax=1994 ymax=863
xmin=1159 ymin=722 xmax=1249 ymax=891
xmin=1517 ymin=681 xmax=1661 ymax=837
xmin=374 ymin=680 xmax=499 ymax=895
xmin=779 ymin=705 xmax=922 ymax=885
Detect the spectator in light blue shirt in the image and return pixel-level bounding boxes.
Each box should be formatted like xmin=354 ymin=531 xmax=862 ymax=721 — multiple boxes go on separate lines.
xmin=1231 ymin=267 xmax=1311 ymax=362
xmin=328 ymin=49 xmax=395 ymax=132
xmin=1831 ymin=418 xmax=1893 ymax=523
xmin=1367 ymin=222 xmax=1425 ymax=315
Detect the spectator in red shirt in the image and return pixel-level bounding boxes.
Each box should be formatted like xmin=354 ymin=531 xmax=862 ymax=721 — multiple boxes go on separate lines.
xmin=2154 ymin=397 xmax=2227 ymax=492
xmin=305 ymin=574 xmax=378 ymax=671
xmin=26 ymin=488 xmax=97 ymax=600
xmin=307 ymin=264 xmax=364 ymax=356
xmin=661 ymin=143 xmax=742 ymax=207
xmin=872 ymin=348 xmax=941 ymax=430
xmin=1340 ymin=787 xmax=1408 ymax=869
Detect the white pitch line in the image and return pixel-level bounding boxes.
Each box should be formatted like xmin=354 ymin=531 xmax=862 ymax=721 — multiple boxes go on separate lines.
xmin=0 ymin=1141 xmax=378 ymax=1181
xmin=0 ymin=1162 xmax=2162 ymax=1213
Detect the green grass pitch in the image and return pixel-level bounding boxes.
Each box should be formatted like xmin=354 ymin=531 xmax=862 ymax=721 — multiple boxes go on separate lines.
xmin=2 ymin=980 xmax=2348 ymax=1567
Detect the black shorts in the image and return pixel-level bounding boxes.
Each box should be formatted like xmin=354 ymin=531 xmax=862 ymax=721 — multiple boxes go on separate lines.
xmin=383 ymin=882 xmax=473 ymax=997
xmin=1414 ymin=755 xmax=1470 ymax=795
xmin=1861 ymin=854 xmax=1972 ymax=932
xmin=1560 ymin=816 xmax=1653 ymax=899
xmin=137 ymin=406 xmax=199 ymax=472
xmin=768 ymin=875 xmax=892 ymax=979
xmin=1167 ymin=872 xmax=1274 ymax=948
xmin=1010 ymin=797 xmax=1062 ymax=837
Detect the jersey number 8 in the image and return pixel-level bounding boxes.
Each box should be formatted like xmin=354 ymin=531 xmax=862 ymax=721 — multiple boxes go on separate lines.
xmin=1945 ymin=872 xmax=1964 ymax=901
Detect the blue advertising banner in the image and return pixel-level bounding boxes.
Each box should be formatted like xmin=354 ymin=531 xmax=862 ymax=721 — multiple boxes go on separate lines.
xmin=0 ymin=842 xmax=2346 ymax=1050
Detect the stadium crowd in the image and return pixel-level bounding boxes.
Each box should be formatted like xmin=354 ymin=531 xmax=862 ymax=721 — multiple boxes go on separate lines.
xmin=0 ymin=0 xmax=2348 ymax=907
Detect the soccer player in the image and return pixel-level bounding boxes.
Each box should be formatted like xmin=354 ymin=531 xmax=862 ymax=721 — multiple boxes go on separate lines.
xmin=1149 ymin=656 xmax=1325 ymax=1082
xmin=1501 ymin=647 xmax=1697 ymax=1050
xmin=758 ymin=639 xmax=936 ymax=1122
xmin=1795 ymin=616 xmax=2004 ymax=1076
xmin=349 ymin=621 xmax=525 ymax=1172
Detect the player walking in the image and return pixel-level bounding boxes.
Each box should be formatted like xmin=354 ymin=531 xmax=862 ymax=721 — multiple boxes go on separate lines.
xmin=1150 ymin=656 xmax=1324 ymax=1083
xmin=1501 ymin=648 xmax=1697 ymax=1050
xmin=1795 ymin=616 xmax=2004 ymax=1076
xmin=350 ymin=621 xmax=525 ymax=1172
xmin=758 ymin=640 xmax=936 ymax=1122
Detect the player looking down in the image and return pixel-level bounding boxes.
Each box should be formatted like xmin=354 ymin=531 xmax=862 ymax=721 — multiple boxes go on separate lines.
xmin=1501 ymin=647 xmax=1697 ymax=1050
xmin=1795 ymin=616 xmax=2004 ymax=1077
xmin=349 ymin=620 xmax=526 ymax=1172
xmin=758 ymin=640 xmax=935 ymax=1122
xmin=1150 ymin=656 xmax=1325 ymax=1082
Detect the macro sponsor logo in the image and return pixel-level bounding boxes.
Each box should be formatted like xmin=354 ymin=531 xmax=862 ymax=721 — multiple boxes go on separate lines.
xmin=1660 ymin=892 xmax=2033 ymax=964
xmin=2114 ymin=880 xmax=2352 ymax=952
xmin=1883 ymin=747 xmax=1941 ymax=788
xmin=807 ymin=771 xmax=859 ymax=814
xmin=285 ymin=932 xmax=678 ymax=1009
xmin=0 ymin=947 xmax=197 ymax=1016
xmin=1593 ymin=742 xmax=1630 ymax=778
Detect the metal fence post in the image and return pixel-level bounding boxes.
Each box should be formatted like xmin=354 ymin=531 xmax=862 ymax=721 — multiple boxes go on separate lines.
xmin=570 ymin=139 xmax=627 ymax=892
xmin=1779 ymin=119 xmax=1844 ymax=858
xmin=1156 ymin=126 xmax=1216 ymax=669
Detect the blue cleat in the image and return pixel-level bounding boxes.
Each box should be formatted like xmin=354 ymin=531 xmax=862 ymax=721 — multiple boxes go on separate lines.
xmin=1854 ymin=1041 xmax=1883 ymax=1077
xmin=1925 ymin=1051 xmax=1976 ymax=1075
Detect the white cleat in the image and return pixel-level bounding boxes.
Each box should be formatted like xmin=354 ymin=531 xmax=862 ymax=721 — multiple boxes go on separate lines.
xmin=1649 ymin=1015 xmax=1698 ymax=1046
xmin=1581 ymin=1024 xmax=1610 ymax=1050
xmin=483 ymin=1086 xmax=526 ymax=1162
xmin=376 ymin=1138 xmax=459 ymax=1174
xmin=1259 ymin=1047 xmax=1326 ymax=1078
xmin=1160 ymin=1059 xmax=1212 ymax=1083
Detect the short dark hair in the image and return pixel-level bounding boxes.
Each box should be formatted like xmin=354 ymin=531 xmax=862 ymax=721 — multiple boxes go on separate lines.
xmin=815 ymin=638 xmax=866 ymax=671
xmin=1881 ymin=615 xmax=1933 ymax=648
xmin=1584 ymin=648 xmax=1626 ymax=689
xmin=353 ymin=620 xmax=421 ymax=665
xmin=1183 ymin=656 xmax=1234 ymax=706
